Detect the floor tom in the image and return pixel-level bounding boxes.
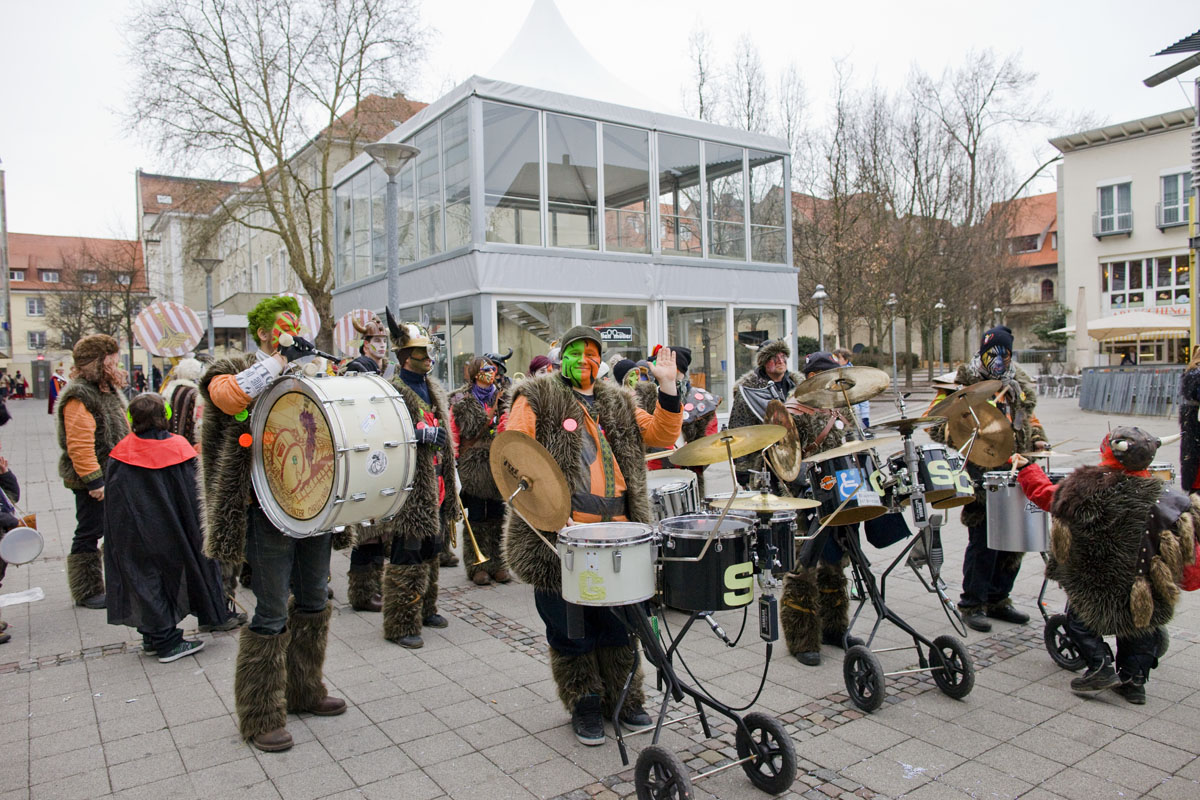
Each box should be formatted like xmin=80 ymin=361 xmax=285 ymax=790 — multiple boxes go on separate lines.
xmin=804 ymin=451 xmax=887 ymax=525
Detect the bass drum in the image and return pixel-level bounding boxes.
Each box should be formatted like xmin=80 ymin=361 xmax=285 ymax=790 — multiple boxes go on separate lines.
xmin=251 ymin=373 xmax=416 ymax=537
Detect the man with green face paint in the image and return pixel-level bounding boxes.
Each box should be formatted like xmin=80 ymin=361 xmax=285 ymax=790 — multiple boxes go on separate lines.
xmin=503 ymin=326 xmax=682 ymax=747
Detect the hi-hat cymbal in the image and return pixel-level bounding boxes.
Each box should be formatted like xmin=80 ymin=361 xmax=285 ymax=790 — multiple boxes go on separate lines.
xmin=669 ymin=424 xmax=786 ymax=467
xmin=722 ymin=493 xmax=822 ymax=513
xmin=805 ymin=436 xmax=895 ymax=464
xmin=946 ymin=403 xmax=1013 ymax=468
xmin=929 ymin=380 xmax=1004 ymax=417
xmin=868 ymin=415 xmax=946 ymax=436
xmin=490 ymin=431 xmax=571 ymax=531
xmin=793 ymin=366 xmax=892 ymax=408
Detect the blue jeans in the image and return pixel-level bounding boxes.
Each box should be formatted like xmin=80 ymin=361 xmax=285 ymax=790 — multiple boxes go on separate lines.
xmin=245 ymin=504 xmax=332 ymax=635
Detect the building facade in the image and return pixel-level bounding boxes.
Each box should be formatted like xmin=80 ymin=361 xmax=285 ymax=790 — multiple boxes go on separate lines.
xmin=991 ymin=192 xmax=1060 ymax=358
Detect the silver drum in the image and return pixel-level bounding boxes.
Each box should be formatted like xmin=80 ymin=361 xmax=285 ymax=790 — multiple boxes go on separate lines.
xmin=983 ymin=471 xmax=1048 ymax=553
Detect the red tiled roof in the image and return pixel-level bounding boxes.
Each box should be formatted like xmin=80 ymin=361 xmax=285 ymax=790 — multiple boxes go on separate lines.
xmin=7 ymin=233 xmax=149 ymax=292
xmin=139 ymin=172 xmax=240 ymax=216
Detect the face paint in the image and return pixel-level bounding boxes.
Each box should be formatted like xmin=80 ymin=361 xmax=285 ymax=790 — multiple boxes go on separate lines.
xmin=407 ymin=348 xmax=434 ymax=374
xmin=477 ymin=365 xmax=496 ymax=386
xmin=981 ymin=347 xmax=1011 ymax=378
xmin=561 ymin=340 xmax=601 ymax=390
xmin=269 ymin=312 xmax=302 ymax=352
xmin=366 ymin=335 xmax=388 ymax=362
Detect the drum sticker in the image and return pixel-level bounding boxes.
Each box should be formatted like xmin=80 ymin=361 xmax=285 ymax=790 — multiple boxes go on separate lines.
xmin=361 ymin=412 xmax=378 ymax=434
xmin=819 ymin=475 xmax=836 ymax=491
xmin=723 ymin=563 xmax=754 ymax=607
xmin=367 ymin=450 xmax=388 ymax=476
xmin=835 ymin=469 xmax=862 ymax=501
xmin=579 ymin=552 xmax=606 ymax=602
xmin=1025 ymin=500 xmax=1044 ymax=515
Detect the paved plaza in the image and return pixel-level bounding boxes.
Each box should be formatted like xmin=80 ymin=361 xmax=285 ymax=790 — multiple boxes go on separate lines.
xmin=0 ymin=393 xmax=1197 ymax=800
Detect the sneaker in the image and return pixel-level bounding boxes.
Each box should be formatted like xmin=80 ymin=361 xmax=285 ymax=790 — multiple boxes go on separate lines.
xmin=959 ymin=606 xmax=991 ymax=633
xmin=986 ymin=600 xmax=1030 ymax=625
xmin=1070 ymin=662 xmax=1120 ymax=693
xmin=141 ymin=636 xmax=156 ymax=656
xmin=158 ymin=639 xmax=205 ymax=663
xmin=1113 ymin=680 xmax=1146 ymax=705
xmin=572 ymin=694 xmax=605 ymax=746
xmin=619 ymin=705 xmax=653 ymax=731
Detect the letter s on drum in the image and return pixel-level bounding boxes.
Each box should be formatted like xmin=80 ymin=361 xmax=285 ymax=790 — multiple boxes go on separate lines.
xmin=722 ymin=562 xmax=754 ymax=606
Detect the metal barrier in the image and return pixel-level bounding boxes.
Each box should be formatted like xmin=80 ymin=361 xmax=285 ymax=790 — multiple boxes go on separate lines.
xmin=1079 ymin=366 xmax=1184 ymax=417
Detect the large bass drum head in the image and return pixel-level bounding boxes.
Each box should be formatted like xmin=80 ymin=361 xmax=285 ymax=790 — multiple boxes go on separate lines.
xmin=260 ymin=388 xmax=336 ymax=522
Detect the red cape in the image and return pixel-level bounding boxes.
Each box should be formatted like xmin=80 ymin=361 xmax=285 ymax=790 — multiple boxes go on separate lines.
xmin=109 ymin=432 xmax=197 ymax=469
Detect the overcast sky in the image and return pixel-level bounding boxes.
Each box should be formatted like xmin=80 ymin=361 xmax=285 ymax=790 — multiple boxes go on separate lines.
xmin=0 ymin=0 xmax=1196 ymax=239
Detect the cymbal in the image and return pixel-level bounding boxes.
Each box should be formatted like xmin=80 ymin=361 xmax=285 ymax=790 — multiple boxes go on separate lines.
xmin=929 ymin=380 xmax=1003 ymax=417
xmin=792 ymin=366 xmax=891 ymax=408
xmin=763 ymin=399 xmax=802 ymax=482
xmin=722 ymin=493 xmax=822 ymax=513
xmin=669 ymin=424 xmax=786 ymax=467
xmin=805 ymin=436 xmax=894 ymax=463
xmin=1016 ymin=450 xmax=1072 ymax=460
xmin=490 ymin=431 xmax=571 ymax=531
xmin=868 ymin=415 xmax=946 ymax=436
xmin=945 ymin=403 xmax=1013 ymax=468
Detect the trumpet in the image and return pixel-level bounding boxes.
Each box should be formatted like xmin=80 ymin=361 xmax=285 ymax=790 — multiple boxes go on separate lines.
xmin=454 ymin=491 xmax=490 ymax=566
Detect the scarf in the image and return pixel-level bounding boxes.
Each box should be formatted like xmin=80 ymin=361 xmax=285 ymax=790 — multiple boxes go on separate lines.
xmin=471 ymin=383 xmax=497 ymax=408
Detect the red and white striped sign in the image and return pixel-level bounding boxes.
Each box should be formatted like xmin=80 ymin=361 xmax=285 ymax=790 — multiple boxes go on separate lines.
xmin=334 ymin=309 xmax=378 ymax=357
xmin=132 ymin=301 xmax=204 ymax=357
xmin=282 ymin=293 xmax=320 ymax=339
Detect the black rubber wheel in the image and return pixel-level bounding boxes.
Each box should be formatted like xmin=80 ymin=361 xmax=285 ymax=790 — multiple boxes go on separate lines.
xmin=1043 ymin=613 xmax=1085 ymax=672
xmin=635 ymin=745 xmax=693 ymax=800
xmin=843 ymin=644 xmax=886 ymax=712
xmin=735 ymin=712 xmax=797 ymax=795
xmin=1156 ymin=626 xmax=1170 ymax=658
xmin=930 ymin=635 xmax=975 ymax=699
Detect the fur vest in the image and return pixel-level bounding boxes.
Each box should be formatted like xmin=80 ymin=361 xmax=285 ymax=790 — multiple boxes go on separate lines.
xmin=1179 ymin=367 xmax=1200 ymax=491
xmin=502 ymin=375 xmax=653 ymax=592
xmin=55 ymin=379 xmax=129 ymax=490
xmin=371 ymin=374 xmax=458 ymax=545
xmin=727 ymin=367 xmax=802 ymax=472
xmin=450 ymin=384 xmax=503 ymax=500
xmin=198 ymin=356 xmax=257 ymax=565
xmin=1047 ymin=466 xmax=1197 ymax=637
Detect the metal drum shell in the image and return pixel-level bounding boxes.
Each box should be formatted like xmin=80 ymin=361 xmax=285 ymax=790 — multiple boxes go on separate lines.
xmin=647 ymin=469 xmax=700 ymax=521
xmin=755 ymin=511 xmax=797 ymax=576
xmin=1149 ymin=461 xmax=1176 ymax=483
xmin=557 ymin=522 xmax=657 ymax=607
xmin=659 ymin=514 xmax=756 ymax=611
xmin=983 ymin=471 xmax=1049 ymax=553
xmin=804 ymin=452 xmax=887 ymax=526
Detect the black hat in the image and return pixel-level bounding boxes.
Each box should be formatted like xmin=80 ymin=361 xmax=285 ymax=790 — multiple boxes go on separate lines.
xmin=1106 ymin=427 xmax=1165 ymax=473
xmin=979 ymin=325 xmax=1014 ymax=355
xmin=802 ymin=351 xmax=841 ymax=375
xmin=613 ymin=359 xmax=637 ymax=383
xmin=652 ymin=345 xmax=692 ymax=374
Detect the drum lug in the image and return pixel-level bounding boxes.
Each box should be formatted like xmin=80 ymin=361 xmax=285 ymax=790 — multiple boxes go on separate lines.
xmin=337 ymin=444 xmax=372 ymax=454
xmin=563 ymin=550 xmax=574 ymax=571
xmin=383 ymin=440 xmax=402 ymax=448
xmin=613 ymin=549 xmax=622 ymax=573
xmin=333 ymin=526 xmax=346 ymax=533
xmin=350 ymin=492 xmax=367 ymax=502
xmin=380 ymin=488 xmax=398 ymax=497
xmin=359 ymin=520 xmax=372 ymax=528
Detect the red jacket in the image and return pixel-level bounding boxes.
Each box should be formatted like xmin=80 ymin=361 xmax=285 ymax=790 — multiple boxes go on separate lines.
xmin=1016 ymin=463 xmax=1056 ymax=512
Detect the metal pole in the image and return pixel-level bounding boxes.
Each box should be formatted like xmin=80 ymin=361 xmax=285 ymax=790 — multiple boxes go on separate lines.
xmin=817 ymin=301 xmax=824 ymax=349
xmin=937 ymin=314 xmax=943 ymax=370
xmin=205 ymin=272 xmax=215 ymax=355
xmin=890 ymin=316 xmax=898 ymax=385
xmin=385 ymin=172 xmax=400 ymax=315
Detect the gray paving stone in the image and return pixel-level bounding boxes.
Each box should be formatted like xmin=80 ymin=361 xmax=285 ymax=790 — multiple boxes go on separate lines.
xmin=1074 ymin=749 xmax=1171 ymax=794
xmin=401 ymin=729 xmax=474 ymax=768
xmin=271 ymin=763 xmax=355 ymax=800
xmin=359 ymin=769 xmax=444 ymax=800
xmin=972 ymin=741 xmax=1062 ymax=784
xmin=841 ymin=752 xmax=932 ymax=796
xmin=29 ymin=743 xmax=105 ymax=785
xmin=1041 ymin=766 xmax=1147 ymax=800
xmin=424 ymin=752 xmax=505 ymax=794
xmin=28 ymin=766 xmax=110 ymax=800
xmin=1102 ymin=732 xmax=1194 ymax=773
xmin=481 ymin=735 xmax=560 ymax=773
xmin=937 ymin=761 xmax=1031 ymax=800
xmin=256 ymin=739 xmax=335 ymax=779
xmin=106 ymin=751 xmax=186 ymax=793
xmin=338 ymin=747 xmax=418 ymax=785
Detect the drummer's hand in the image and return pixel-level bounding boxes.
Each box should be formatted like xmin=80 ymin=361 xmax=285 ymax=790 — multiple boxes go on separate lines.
xmin=0 ymin=456 xmax=8 ymax=474
xmin=1033 ymin=440 xmax=1050 ymax=451
xmin=416 ymin=425 xmax=447 ymax=449
xmin=89 ymin=486 xmax=105 ymax=501
xmin=650 ymin=348 xmax=678 ymax=394
xmin=1010 ymin=454 xmax=1029 ymax=469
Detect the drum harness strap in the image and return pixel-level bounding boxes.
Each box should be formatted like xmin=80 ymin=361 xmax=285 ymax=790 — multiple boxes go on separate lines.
xmin=787 ymin=401 xmax=845 ymax=458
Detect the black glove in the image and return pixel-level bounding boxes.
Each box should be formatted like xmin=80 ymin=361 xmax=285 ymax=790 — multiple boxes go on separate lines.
xmin=280 ymin=335 xmax=316 ymax=362
xmin=416 ymin=425 xmax=447 ymax=449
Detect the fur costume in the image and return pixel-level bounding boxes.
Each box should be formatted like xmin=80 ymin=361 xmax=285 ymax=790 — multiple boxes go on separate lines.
xmin=549 ymin=648 xmax=603 ymax=711
xmin=234 ymin=626 xmax=289 ymax=741
xmin=727 ymin=365 xmax=803 ymax=474
xmin=55 ymin=379 xmax=128 ymax=490
xmin=347 ymin=563 xmax=381 ymax=610
xmin=285 ymin=601 xmax=333 ymax=712
xmin=421 ymin=557 xmax=440 ymax=620
xmin=1180 ymin=367 xmax=1200 ymax=491
xmin=66 ymin=550 xmax=105 ymax=604
xmin=198 ymin=356 xmax=257 ymax=566
xmin=382 ymin=563 xmax=426 ymax=641
xmin=817 ymin=558 xmax=851 ymax=638
xmin=502 ymin=375 xmax=653 ymax=593
xmin=596 ymin=644 xmax=646 ymax=716
xmin=450 ymin=382 xmax=510 ymax=578
xmin=1047 ymin=466 xmax=1195 ymax=638
xmin=781 ymin=566 xmax=821 ymax=656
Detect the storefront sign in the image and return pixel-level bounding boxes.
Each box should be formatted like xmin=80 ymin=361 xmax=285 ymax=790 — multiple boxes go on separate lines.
xmin=598 ymin=326 xmax=634 ymax=343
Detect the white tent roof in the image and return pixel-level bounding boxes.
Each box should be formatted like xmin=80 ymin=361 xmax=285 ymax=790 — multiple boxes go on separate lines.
xmin=1050 ymin=310 xmax=1190 ymax=340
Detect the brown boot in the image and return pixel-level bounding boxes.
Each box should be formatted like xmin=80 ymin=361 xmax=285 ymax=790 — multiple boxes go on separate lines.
xmin=347 ymin=565 xmax=382 ymax=612
xmin=234 ymin=627 xmax=291 ymax=751
xmin=251 ymin=728 xmax=293 ymax=753
xmin=285 ymin=602 xmax=345 ymax=717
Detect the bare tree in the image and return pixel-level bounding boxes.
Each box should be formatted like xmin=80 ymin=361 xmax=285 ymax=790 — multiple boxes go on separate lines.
xmin=727 ymin=35 xmax=769 ymax=133
xmin=777 ymin=62 xmax=807 ymax=181
xmin=684 ymin=25 xmax=718 ymax=122
xmin=125 ymin=0 xmax=426 ymax=348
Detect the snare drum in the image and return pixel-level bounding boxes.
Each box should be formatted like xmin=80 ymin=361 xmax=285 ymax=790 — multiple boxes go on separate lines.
xmin=804 ymin=452 xmax=887 ymax=525
xmin=1149 ymin=461 xmax=1176 ymax=483
xmin=659 ymin=514 xmax=756 ymax=611
xmin=755 ymin=511 xmax=797 ymax=576
xmin=251 ymin=373 xmax=417 ymax=537
xmin=983 ymin=471 xmax=1048 ymax=552
xmin=647 ymin=469 xmax=699 ymax=521
xmin=557 ymin=523 xmax=657 ymax=606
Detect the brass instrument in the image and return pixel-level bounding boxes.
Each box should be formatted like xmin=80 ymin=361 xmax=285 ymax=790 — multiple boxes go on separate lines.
xmin=454 ymin=491 xmax=489 ymax=566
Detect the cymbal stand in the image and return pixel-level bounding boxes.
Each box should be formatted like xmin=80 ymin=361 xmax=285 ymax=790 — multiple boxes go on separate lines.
xmin=505 ymin=480 xmax=560 ymax=557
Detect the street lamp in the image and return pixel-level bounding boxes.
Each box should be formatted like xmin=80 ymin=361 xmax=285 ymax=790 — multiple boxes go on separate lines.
xmin=194 ymin=257 xmax=222 ymax=356
xmin=886 ymin=293 xmax=898 ymax=384
xmin=993 ymin=306 xmax=1003 ymax=327
xmin=934 ymin=298 xmax=946 ymax=370
xmin=364 ymin=142 xmax=421 ymax=315
xmin=812 ymin=284 xmax=829 ymax=349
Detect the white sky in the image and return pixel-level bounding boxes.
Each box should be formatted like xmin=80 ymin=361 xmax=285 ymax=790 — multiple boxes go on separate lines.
xmin=0 ymin=0 xmax=1196 ymax=239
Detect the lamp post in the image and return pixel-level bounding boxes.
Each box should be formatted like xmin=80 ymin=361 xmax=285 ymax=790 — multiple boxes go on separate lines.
xmin=812 ymin=284 xmax=829 ymax=349
xmin=886 ymin=293 xmax=898 ymax=384
xmin=934 ymin=298 xmax=946 ymax=371
xmin=993 ymin=306 xmax=1003 ymax=327
xmin=194 ymin=258 xmax=222 ymax=356
xmin=364 ymin=142 xmax=420 ymax=315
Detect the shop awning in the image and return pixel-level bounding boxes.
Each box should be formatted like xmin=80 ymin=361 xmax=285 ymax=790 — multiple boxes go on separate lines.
xmin=1050 ymin=310 xmax=1190 ymax=340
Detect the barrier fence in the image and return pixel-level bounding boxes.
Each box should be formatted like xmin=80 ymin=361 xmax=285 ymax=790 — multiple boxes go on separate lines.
xmin=1079 ymin=365 xmax=1184 ymax=417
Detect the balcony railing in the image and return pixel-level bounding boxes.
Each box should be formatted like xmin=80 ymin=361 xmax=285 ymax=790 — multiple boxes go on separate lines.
xmin=1156 ymin=202 xmax=1188 ymax=230
xmin=1093 ymin=211 xmax=1133 ymax=238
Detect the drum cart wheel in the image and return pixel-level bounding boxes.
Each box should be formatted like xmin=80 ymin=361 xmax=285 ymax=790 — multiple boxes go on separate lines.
xmin=635 ymin=745 xmax=693 ymax=800
xmin=1043 ymin=613 xmax=1085 ymax=672
xmin=735 ymin=712 xmax=798 ymax=794
xmin=843 ymin=645 xmax=885 ymax=712
xmin=929 ymin=635 xmax=975 ymax=699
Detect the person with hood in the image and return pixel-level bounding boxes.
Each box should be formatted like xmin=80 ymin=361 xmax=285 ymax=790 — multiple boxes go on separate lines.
xmin=1015 ymin=428 xmax=1194 ymax=703
xmin=55 ymin=334 xmax=129 ymax=610
xmin=727 ymin=339 xmax=803 ymax=490
xmin=103 ymin=393 xmax=241 ymax=662
xmin=633 ymin=345 xmax=719 ymax=495
xmin=503 ymin=326 xmax=681 ymax=747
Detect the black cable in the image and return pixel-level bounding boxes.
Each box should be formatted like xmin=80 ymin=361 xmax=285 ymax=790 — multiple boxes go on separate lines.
xmin=658 ymin=607 xmax=770 ymax=712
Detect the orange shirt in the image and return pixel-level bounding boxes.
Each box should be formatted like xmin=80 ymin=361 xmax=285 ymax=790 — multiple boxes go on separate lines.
xmin=63 ymin=398 xmax=130 ymax=483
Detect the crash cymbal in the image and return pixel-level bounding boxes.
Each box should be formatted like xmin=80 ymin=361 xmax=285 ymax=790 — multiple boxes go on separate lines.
xmin=928 ymin=380 xmax=1004 ymax=417
xmin=868 ymin=415 xmax=946 ymax=436
xmin=792 ymin=366 xmax=892 ymax=408
xmin=723 ymin=493 xmax=822 ymax=513
xmin=1016 ymin=450 xmax=1073 ymax=460
xmin=669 ymin=424 xmax=786 ymax=467
xmin=490 ymin=431 xmax=571 ymax=531
xmin=763 ymin=399 xmax=802 ymax=482
xmin=805 ymin=437 xmax=895 ymax=464
xmin=945 ymin=403 xmax=1013 ymax=468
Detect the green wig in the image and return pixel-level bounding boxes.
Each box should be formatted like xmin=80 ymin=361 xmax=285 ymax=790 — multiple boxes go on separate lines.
xmin=247 ymin=296 xmax=302 ymax=344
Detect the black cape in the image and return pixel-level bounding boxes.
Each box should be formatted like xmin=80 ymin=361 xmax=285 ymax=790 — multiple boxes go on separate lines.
xmin=103 ymin=430 xmax=229 ymax=631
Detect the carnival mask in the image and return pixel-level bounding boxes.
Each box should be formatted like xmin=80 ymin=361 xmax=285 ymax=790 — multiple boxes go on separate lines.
xmin=980 ymin=346 xmax=1011 ymax=378
xmin=562 ymin=340 xmax=601 ymax=390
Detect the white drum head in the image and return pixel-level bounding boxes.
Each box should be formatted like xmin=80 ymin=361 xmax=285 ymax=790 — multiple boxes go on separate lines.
xmin=0 ymin=527 xmax=44 ymax=565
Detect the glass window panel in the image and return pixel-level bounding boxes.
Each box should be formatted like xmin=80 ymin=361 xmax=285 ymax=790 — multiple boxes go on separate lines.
xmin=1099 ymin=187 xmax=1114 ymax=216
xmin=1112 ymin=262 xmax=1126 ymax=291
xmin=335 ymin=185 xmax=352 ymax=287
xmin=416 ymin=125 xmax=443 ymax=258
xmin=448 ymin=297 xmax=476 ymax=385
xmin=1157 ymin=257 xmax=1173 ymax=287
xmin=498 ymin=301 xmax=575 ymax=379
xmin=706 ymin=142 xmax=745 ymax=259
xmin=1111 ymin=294 xmax=1126 ymax=309
xmin=748 ymin=150 xmax=786 ymax=263
xmin=581 ymin=303 xmax=647 ymax=362
xmin=1100 ymin=263 xmax=1108 ymax=293
xmin=546 ymin=114 xmax=598 ymax=249
xmin=482 ymin=102 xmax=541 ymax=244
xmin=443 ymin=104 xmax=471 ymax=250
xmin=657 ymin=134 xmax=702 ymax=256
xmin=370 ymin=166 xmax=386 ymax=276
xmin=1156 ymin=289 xmax=1173 ymax=306
xmin=734 ymin=308 xmax=786 ymax=377
xmin=1177 ymin=255 xmax=1191 ymax=286
xmin=668 ymin=306 xmax=729 ymax=402
xmin=602 ymin=125 xmax=650 ymax=253
xmin=1128 ymin=259 xmax=1143 ymax=290
xmin=1163 ymin=175 xmax=1179 ymax=207
xmin=397 ymin=159 xmax=416 ymax=265
xmin=1128 ymin=292 xmax=1144 ymax=308
xmin=351 ymin=170 xmax=370 ymax=283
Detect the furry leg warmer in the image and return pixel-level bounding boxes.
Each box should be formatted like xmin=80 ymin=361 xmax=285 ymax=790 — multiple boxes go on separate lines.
xmin=817 ymin=560 xmax=850 ymax=638
xmin=596 ymin=644 xmax=645 ymax=716
xmin=285 ymin=602 xmax=332 ymax=713
xmin=382 ymin=564 xmax=426 ymax=641
xmin=781 ymin=567 xmax=821 ymax=656
xmin=234 ymin=627 xmax=289 ymax=741
xmin=421 ymin=558 xmax=440 ymax=620
xmin=549 ymin=647 xmax=604 ymax=712
xmin=347 ymin=564 xmax=381 ymax=611
xmin=66 ymin=550 xmax=104 ymax=604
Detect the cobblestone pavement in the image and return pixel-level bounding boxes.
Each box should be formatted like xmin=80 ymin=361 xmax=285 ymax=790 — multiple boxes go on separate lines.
xmin=1 ymin=395 xmax=1198 ymax=799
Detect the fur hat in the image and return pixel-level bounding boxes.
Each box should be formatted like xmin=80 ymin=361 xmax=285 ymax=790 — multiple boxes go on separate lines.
xmin=560 ymin=325 xmax=602 ymax=351
xmin=1106 ymin=427 xmax=1163 ymax=473
xmin=173 ymin=357 xmax=203 ymax=382
xmin=73 ymin=334 xmax=119 ymax=366
xmin=385 ymin=308 xmax=432 ymax=352
xmin=756 ymin=339 xmax=790 ymax=368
